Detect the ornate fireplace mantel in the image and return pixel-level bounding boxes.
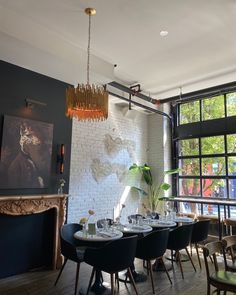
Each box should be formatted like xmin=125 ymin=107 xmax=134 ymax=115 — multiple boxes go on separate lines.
xmin=0 ymin=194 xmax=68 ymax=269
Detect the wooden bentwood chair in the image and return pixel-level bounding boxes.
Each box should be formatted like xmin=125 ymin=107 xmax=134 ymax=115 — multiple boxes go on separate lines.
xmin=222 ymin=235 xmax=236 ymax=272
xmin=203 ymin=240 xmax=236 ymax=295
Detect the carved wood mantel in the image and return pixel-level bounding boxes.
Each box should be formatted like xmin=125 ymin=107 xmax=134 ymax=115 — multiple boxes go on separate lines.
xmin=0 ymin=194 xmax=68 ymax=269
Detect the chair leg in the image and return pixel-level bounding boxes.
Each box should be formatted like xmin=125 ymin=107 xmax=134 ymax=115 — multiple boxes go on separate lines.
xmin=127 ymin=267 xmax=139 ymax=295
xmin=86 ymin=267 xmax=95 ymax=295
xmin=110 ymin=273 xmax=114 ymax=295
xmin=148 ymin=260 xmax=155 ymax=294
xmin=115 ymin=272 xmax=120 ymax=289
xmin=160 ymin=257 xmax=172 ymax=285
xmin=207 ymin=283 xmax=211 ymax=295
xmin=195 ymin=243 xmax=202 ymax=269
xmin=171 ymin=250 xmax=174 ymax=269
xmin=74 ymin=263 xmax=80 ymax=295
xmin=176 ymin=251 xmax=184 ymax=279
xmin=54 ymin=258 xmax=68 ymax=286
xmin=185 ymin=247 xmax=196 ymax=272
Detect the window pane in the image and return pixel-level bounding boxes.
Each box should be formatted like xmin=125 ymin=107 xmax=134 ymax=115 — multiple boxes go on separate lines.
xmin=179 ymin=138 xmax=199 ymax=156
xmin=179 ymin=179 xmax=200 ymax=196
xmin=228 ymin=157 xmax=236 ymax=175
xmin=229 ymin=179 xmax=236 ymax=199
xmin=227 ymin=134 xmax=236 ymax=153
xmin=179 ymin=158 xmax=200 ymax=176
xmin=229 ymin=206 xmax=236 ymax=218
xmin=179 ymin=101 xmax=200 ymax=125
xmin=201 ymin=135 xmax=225 ymax=155
xmin=202 ymin=95 xmax=225 ymax=121
xmin=202 ymin=179 xmax=226 ymax=198
xmin=202 ymin=205 xmax=224 ymax=216
xmin=202 ymin=157 xmax=225 ymax=175
xmin=227 ymin=92 xmax=236 ymax=117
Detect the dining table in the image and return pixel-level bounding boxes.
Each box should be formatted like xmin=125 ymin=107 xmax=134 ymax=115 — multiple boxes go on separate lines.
xmin=142 ymin=219 xmax=177 ymax=229
xmin=74 ymin=228 xmax=123 ymax=295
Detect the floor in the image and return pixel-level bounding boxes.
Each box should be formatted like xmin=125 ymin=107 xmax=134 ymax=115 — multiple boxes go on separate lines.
xmin=0 ymin=250 xmax=221 ymax=295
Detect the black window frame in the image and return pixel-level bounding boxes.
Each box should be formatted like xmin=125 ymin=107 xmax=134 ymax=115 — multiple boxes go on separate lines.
xmin=172 ymin=84 xmax=236 ymax=210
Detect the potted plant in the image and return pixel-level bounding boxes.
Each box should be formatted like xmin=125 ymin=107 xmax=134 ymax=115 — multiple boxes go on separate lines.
xmin=128 ymin=163 xmax=180 ymax=214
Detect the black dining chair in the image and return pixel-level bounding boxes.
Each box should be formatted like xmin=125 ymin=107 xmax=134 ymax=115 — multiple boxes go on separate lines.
xmin=167 ymin=223 xmax=196 ymax=279
xmin=54 ymin=223 xmax=85 ymax=295
xmin=203 ymin=240 xmax=236 ymax=295
xmin=135 ymin=228 xmax=171 ymax=294
xmin=190 ymin=219 xmax=210 ymax=269
xmin=84 ymin=235 xmax=139 ymax=295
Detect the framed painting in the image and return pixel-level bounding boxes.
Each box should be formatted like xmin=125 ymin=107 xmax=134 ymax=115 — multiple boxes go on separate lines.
xmin=0 ymin=115 xmax=53 ymax=188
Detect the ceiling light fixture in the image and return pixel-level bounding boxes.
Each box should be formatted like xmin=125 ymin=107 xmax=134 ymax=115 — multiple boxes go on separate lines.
xmin=65 ymin=8 xmax=108 ymax=121
xmin=160 ymin=30 xmax=168 ymax=37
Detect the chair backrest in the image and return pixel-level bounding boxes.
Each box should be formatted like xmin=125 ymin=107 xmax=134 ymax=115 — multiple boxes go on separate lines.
xmin=136 ymin=228 xmax=169 ymax=260
xmin=202 ymin=241 xmax=227 ymax=280
xmin=60 ymin=223 xmax=82 ymax=262
xmin=191 ymin=219 xmax=210 ymax=243
xmin=222 ymin=235 xmax=236 ymax=264
xmin=167 ymin=223 xmax=193 ymax=251
xmin=97 ymin=218 xmax=113 ymax=228
xmin=84 ymin=235 xmax=138 ymax=273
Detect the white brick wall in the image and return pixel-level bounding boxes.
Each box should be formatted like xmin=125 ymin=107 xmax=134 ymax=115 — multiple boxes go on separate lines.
xmin=67 ymin=102 xmax=149 ymax=223
xmin=67 ymin=101 xmax=171 ymax=223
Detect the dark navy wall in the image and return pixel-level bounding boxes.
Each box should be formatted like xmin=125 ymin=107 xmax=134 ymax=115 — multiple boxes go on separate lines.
xmin=0 ymin=60 xmax=72 ymax=195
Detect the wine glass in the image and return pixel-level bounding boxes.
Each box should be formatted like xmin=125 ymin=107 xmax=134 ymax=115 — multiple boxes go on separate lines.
xmin=151 ymin=212 xmax=156 ymax=219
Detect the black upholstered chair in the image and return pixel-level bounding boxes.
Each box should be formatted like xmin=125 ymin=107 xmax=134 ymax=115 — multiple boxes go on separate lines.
xmin=222 ymin=235 xmax=236 ymax=272
xmin=167 ymin=223 xmax=196 ymax=279
xmin=97 ymin=218 xmax=114 ymax=229
xmin=135 ymin=229 xmax=171 ymax=294
xmin=84 ymin=235 xmax=139 ymax=295
xmin=191 ymin=219 xmax=210 ymax=269
xmin=54 ymin=223 xmax=85 ymax=295
xmin=203 ymin=240 xmax=236 ymax=295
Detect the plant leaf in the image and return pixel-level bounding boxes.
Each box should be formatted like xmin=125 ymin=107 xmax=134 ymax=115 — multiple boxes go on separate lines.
xmin=164 ymin=168 xmax=181 ymax=175
xmin=160 ymin=183 xmax=171 ymax=190
xmin=131 ymin=186 xmax=148 ymax=196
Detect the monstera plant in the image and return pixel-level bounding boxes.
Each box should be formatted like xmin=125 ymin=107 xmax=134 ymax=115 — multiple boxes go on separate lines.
xmin=128 ymin=163 xmax=180 ymax=213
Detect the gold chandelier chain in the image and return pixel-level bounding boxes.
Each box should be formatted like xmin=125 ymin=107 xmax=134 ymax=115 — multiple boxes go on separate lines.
xmin=87 ymin=13 xmax=91 ymax=85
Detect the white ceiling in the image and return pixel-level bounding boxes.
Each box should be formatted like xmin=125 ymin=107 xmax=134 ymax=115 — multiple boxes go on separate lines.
xmin=1 ymin=0 xmax=236 ymax=100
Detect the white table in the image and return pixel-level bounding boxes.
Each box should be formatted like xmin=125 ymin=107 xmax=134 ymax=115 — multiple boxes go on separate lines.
xmin=173 ymin=217 xmax=194 ymax=223
xmin=118 ymin=224 xmax=152 ymax=234
xmin=74 ymin=228 xmax=123 ymax=242
xmin=143 ymin=219 xmax=177 ymax=228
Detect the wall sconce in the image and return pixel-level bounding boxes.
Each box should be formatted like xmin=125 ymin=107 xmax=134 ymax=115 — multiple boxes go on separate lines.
xmin=25 ymin=98 xmax=47 ymax=109
xmin=57 ymin=144 xmax=65 ymax=174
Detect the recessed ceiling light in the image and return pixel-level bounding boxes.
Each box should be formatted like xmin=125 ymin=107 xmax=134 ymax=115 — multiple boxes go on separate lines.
xmin=160 ymin=30 xmax=168 ymax=37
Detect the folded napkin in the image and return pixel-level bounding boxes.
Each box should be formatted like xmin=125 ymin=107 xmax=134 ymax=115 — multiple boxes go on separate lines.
xmin=98 ymin=231 xmax=117 ymax=238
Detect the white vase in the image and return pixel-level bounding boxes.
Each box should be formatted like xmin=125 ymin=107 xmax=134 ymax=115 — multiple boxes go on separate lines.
xmin=57 ymin=186 xmax=63 ymax=194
